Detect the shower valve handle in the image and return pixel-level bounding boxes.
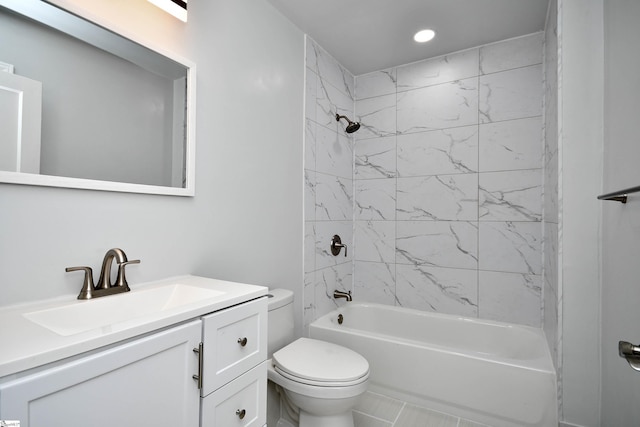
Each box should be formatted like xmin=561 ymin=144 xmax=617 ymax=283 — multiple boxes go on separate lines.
xmin=331 ymin=235 xmax=347 ymax=257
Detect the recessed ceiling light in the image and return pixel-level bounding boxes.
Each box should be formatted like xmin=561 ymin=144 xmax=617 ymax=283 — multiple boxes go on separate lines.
xmin=414 ymin=29 xmax=436 ymax=43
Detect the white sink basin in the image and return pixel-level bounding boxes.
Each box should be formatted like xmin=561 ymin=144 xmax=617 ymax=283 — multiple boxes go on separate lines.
xmin=24 ymin=284 xmax=224 ymax=336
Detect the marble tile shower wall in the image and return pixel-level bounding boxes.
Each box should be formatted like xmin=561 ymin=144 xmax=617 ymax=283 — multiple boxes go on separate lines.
xmin=543 ymin=0 xmax=561 ymax=403
xmin=303 ymin=37 xmax=355 ymax=332
xmin=353 ymin=33 xmax=545 ymax=327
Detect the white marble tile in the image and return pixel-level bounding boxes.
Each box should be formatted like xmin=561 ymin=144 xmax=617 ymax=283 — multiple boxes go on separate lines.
xmin=355 ymin=179 xmax=396 ymax=220
xmin=355 ymin=94 xmax=397 ymax=139
xmin=355 ymin=220 xmax=395 ymax=263
xmin=479 ymin=64 xmax=543 ymax=123
xmin=544 ymin=215 xmax=559 ymax=297
xmin=305 ymin=119 xmax=317 ymax=171
xmin=544 ymin=0 xmax=560 ymax=372
xmin=396 ymin=265 xmax=478 ymax=317
xmin=315 ymin=124 xmax=353 ymax=179
xmin=397 ymin=174 xmax=478 ymax=221
xmin=397 ymin=78 xmax=478 ymax=134
xmin=544 ymin=138 xmax=559 ymax=224
xmin=544 ymin=71 xmax=559 ymax=224
xmin=303 ymin=273 xmax=315 ymax=328
xmin=397 ymin=126 xmax=478 ymax=176
xmin=354 ymin=261 xmax=396 ymax=305
xmin=356 ymin=68 xmax=396 ymax=100
xmin=305 ymin=36 xmax=318 ymax=73
xmin=315 ymin=220 xmax=353 ymax=270
xmin=307 ymin=37 xmax=354 ymax=99
xmin=478 ymin=270 xmax=542 ymax=327
xmin=544 ymin=173 xmax=559 ymax=224
xmin=316 ymin=72 xmax=355 ymax=129
xmin=479 ymin=169 xmax=542 ymax=222
xmin=544 ymin=271 xmax=558 ymax=360
xmin=396 ymin=221 xmax=478 ymax=269
xmin=304 ymin=170 xmax=315 ymax=222
xmin=305 ymin=69 xmax=318 ymax=122
xmin=315 ymin=173 xmax=352 ymax=221
xmin=315 ymin=263 xmax=352 ymax=318
xmin=355 ymin=136 xmax=396 ymax=179
xmin=304 ymin=221 xmax=315 ymax=273
xmin=397 ymin=48 xmax=479 ymax=91
xmin=479 ymin=117 xmax=543 ymax=172
xmin=479 ymin=222 xmax=542 ymax=275
xmin=479 ymin=32 xmax=544 ymax=75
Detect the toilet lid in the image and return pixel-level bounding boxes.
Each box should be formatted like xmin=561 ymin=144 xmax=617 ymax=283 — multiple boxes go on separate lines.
xmin=272 ymin=337 xmax=369 ymax=384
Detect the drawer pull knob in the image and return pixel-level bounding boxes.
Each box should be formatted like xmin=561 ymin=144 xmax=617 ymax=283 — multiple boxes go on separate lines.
xmin=236 ymin=409 xmax=246 ymax=419
xmin=238 ymin=337 xmax=248 ymax=347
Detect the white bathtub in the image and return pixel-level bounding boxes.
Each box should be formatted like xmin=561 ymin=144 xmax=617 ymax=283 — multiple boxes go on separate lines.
xmin=309 ymin=303 xmax=557 ymax=427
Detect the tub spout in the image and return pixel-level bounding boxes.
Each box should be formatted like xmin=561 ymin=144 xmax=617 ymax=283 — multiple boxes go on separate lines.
xmin=333 ymin=290 xmax=352 ymax=302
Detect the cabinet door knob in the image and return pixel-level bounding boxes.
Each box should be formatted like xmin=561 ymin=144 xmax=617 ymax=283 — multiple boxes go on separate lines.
xmin=237 ymin=337 xmax=248 ymax=347
xmin=236 ymin=409 xmax=246 ymax=419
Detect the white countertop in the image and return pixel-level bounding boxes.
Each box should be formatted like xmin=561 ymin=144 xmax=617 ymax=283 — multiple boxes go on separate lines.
xmin=0 ymin=275 xmax=267 ymax=378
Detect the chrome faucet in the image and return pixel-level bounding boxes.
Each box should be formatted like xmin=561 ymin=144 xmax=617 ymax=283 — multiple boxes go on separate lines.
xmin=333 ymin=290 xmax=352 ymax=302
xmin=66 ymin=248 xmax=140 ymax=300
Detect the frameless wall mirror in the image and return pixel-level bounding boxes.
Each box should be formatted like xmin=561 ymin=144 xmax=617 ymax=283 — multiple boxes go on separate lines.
xmin=0 ymin=0 xmax=196 ymax=196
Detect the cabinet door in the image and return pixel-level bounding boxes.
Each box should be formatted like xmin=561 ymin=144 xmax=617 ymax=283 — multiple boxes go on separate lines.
xmin=201 ymin=297 xmax=267 ymax=396
xmin=201 ymin=361 xmax=267 ymax=427
xmin=0 ymin=320 xmax=201 ymax=427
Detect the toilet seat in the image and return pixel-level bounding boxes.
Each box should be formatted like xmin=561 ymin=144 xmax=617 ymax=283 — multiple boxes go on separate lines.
xmin=272 ymin=338 xmax=369 ymax=387
xmin=273 ymin=366 xmax=368 ymax=387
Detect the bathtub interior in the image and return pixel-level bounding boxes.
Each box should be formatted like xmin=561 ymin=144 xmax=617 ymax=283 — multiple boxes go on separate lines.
xmin=315 ymin=303 xmax=554 ymax=369
xmin=309 ymin=303 xmax=557 ymax=427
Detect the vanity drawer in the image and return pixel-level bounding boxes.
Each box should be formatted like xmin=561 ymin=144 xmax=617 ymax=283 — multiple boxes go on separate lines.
xmin=201 ymin=361 xmax=267 ymax=427
xmin=201 ymin=297 xmax=267 ymax=396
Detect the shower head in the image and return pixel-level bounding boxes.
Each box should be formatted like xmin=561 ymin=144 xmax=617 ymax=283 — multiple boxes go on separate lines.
xmin=335 ymin=114 xmax=361 ymax=134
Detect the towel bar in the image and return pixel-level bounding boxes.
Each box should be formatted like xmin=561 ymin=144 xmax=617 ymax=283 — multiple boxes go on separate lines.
xmin=597 ymin=185 xmax=640 ymax=203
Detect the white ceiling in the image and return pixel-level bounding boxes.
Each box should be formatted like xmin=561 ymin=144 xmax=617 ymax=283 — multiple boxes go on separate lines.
xmin=267 ymin=0 xmax=550 ymax=76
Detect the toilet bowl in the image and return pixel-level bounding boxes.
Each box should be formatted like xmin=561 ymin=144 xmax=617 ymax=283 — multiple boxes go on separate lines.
xmin=267 ymin=290 xmax=369 ymax=427
xmin=268 ymin=338 xmax=369 ymax=427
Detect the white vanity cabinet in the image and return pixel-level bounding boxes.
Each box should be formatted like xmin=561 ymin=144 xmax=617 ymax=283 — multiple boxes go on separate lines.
xmin=200 ymin=297 xmax=268 ymax=427
xmin=0 ymin=320 xmax=202 ymax=427
xmin=0 ymin=288 xmax=268 ymax=427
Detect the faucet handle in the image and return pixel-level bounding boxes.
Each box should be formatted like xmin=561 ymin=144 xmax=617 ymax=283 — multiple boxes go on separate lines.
xmin=330 ymin=235 xmax=348 ymax=257
xmin=114 ymin=259 xmax=140 ymax=289
xmin=66 ymin=266 xmax=95 ymax=300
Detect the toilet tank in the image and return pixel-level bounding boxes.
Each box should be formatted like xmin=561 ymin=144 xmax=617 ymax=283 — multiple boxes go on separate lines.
xmin=267 ymin=288 xmax=295 ymax=358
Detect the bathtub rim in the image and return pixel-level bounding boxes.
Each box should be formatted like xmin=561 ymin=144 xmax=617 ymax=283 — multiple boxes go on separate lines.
xmin=310 ymin=302 xmax=556 ymax=374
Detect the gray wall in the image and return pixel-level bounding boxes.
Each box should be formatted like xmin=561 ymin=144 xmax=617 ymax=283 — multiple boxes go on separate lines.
xmin=0 ymin=0 xmax=304 ymax=335
xmin=601 ymin=0 xmax=640 ymax=424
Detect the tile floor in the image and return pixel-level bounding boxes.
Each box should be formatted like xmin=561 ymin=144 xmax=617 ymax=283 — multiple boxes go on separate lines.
xmin=353 ymin=391 xmax=491 ymax=427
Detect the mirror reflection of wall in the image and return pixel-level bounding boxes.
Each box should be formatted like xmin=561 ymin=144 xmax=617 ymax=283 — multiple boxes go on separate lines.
xmin=0 ymin=6 xmax=188 ymax=188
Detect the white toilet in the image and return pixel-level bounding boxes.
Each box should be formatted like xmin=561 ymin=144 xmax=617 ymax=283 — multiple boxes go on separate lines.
xmin=267 ymin=289 xmax=369 ymax=427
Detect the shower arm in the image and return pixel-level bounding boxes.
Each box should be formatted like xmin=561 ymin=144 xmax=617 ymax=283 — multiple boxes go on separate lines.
xmin=335 ymin=114 xmax=354 ymax=124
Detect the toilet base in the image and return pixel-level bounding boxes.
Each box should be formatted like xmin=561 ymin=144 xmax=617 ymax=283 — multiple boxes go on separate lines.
xmin=299 ymin=410 xmax=354 ymax=427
